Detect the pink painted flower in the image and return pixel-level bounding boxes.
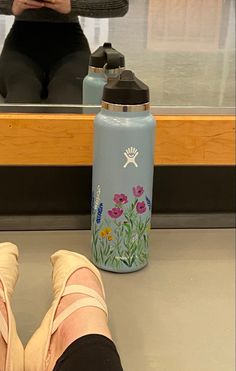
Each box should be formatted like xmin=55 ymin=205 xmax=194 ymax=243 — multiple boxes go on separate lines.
xmin=136 ymin=201 xmax=146 ymax=214
xmin=113 ymin=193 xmax=128 ymax=205
xmin=132 ymin=185 xmax=144 ymax=198
xmin=108 ymin=207 xmax=123 ymax=219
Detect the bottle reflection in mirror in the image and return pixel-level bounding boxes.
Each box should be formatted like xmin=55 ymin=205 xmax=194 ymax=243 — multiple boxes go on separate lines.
xmin=82 ymin=42 xmax=125 ymax=113
xmin=91 ymin=70 xmax=156 ymax=273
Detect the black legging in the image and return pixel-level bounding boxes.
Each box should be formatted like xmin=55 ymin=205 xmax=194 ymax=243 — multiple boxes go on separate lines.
xmin=0 ymin=21 xmax=90 ymax=103
xmin=53 ymin=334 xmax=124 ymax=371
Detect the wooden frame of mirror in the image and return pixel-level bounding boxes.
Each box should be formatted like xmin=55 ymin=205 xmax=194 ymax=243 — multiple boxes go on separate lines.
xmin=0 ymin=114 xmax=235 ymax=165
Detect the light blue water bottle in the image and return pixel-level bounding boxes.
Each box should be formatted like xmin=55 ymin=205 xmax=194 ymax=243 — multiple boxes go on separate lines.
xmin=91 ymin=70 xmax=156 ymax=273
xmin=83 ymin=42 xmax=125 ymax=105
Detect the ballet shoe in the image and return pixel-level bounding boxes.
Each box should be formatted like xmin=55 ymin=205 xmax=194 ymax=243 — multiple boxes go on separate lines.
xmin=0 ymin=242 xmax=24 ymax=371
xmin=25 ymin=250 xmax=108 ymax=371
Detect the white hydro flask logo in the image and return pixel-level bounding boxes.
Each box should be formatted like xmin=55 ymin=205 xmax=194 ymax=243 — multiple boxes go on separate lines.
xmin=123 ymin=147 xmax=139 ymax=168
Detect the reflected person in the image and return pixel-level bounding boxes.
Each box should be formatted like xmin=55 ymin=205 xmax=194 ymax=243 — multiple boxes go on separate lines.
xmin=0 ymin=0 xmax=128 ymax=103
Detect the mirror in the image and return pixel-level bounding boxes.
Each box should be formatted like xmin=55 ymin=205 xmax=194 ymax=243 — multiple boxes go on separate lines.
xmin=0 ymin=0 xmax=235 ymax=111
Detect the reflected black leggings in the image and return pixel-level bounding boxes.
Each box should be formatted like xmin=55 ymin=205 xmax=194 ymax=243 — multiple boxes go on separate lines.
xmin=0 ymin=21 xmax=90 ymax=103
xmin=53 ymin=334 xmax=124 ymax=371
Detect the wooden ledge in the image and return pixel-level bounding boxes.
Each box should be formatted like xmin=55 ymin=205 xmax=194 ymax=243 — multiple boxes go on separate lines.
xmin=0 ymin=114 xmax=235 ymax=165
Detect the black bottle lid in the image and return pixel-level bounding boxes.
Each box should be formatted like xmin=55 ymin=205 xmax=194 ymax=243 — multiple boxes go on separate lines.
xmin=102 ymin=70 xmax=150 ymax=105
xmin=89 ymin=42 xmax=125 ymax=69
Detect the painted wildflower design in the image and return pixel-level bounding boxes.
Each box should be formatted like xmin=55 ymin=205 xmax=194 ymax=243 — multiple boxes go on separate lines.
xmin=96 ymin=203 xmax=103 ymax=224
xmin=132 ymin=185 xmax=144 ymax=198
xmin=136 ymin=201 xmax=146 ymax=214
xmin=108 ymin=207 xmax=124 ymax=219
xmin=113 ymin=193 xmax=128 ymax=205
xmin=92 ymin=185 xmax=152 ymax=270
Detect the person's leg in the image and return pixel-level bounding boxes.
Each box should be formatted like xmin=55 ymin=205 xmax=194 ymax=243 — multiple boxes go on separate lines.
xmin=46 ymin=50 xmax=90 ymax=104
xmin=46 ymin=266 xmax=116 ymax=370
xmin=0 ymin=51 xmax=45 ymax=103
xmin=0 ymin=20 xmax=47 ymax=103
xmin=51 ymin=268 xmax=124 ymax=371
xmin=0 ymin=243 xmax=24 ymax=371
xmin=53 ymin=335 xmax=123 ymax=371
xmin=25 ymin=251 xmax=123 ymax=371
xmin=0 ymin=280 xmax=7 ymax=369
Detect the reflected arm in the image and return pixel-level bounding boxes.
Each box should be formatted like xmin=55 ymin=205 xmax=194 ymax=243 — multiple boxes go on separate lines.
xmin=71 ymin=0 xmax=129 ymax=18
xmin=0 ymin=0 xmax=129 ymax=17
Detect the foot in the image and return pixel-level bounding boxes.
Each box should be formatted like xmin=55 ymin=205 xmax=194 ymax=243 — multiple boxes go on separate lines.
xmin=46 ymin=267 xmax=112 ymax=371
xmin=0 ymin=281 xmax=7 ymax=371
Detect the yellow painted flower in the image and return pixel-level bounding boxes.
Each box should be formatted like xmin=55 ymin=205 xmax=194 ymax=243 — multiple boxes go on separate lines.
xmin=107 ymin=235 xmax=113 ymax=241
xmin=100 ymin=230 xmax=106 ymax=238
xmin=99 ymin=227 xmax=112 ymax=238
xmin=104 ymin=227 xmax=112 ymax=235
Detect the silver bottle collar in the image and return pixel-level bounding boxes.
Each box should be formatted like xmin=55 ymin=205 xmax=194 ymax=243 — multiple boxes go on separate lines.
xmin=89 ymin=66 xmax=125 ymax=74
xmin=102 ymin=101 xmax=150 ymax=112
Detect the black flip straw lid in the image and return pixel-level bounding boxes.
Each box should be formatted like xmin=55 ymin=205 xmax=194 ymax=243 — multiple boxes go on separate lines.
xmin=102 ymin=70 xmax=150 ymax=105
xmin=89 ymin=42 xmax=125 ymax=69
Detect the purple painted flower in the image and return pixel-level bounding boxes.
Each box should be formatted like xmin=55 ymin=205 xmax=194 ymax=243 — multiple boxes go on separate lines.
xmin=96 ymin=203 xmax=103 ymax=224
xmin=136 ymin=201 xmax=146 ymax=214
xmin=145 ymin=196 xmax=152 ymax=211
xmin=108 ymin=207 xmax=123 ymax=219
xmin=113 ymin=193 xmax=128 ymax=205
xmin=132 ymin=185 xmax=144 ymax=198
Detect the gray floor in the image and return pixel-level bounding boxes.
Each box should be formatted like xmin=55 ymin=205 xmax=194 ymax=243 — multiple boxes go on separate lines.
xmin=0 ymin=0 xmax=235 ymax=107
xmin=0 ymin=229 xmax=235 ymax=371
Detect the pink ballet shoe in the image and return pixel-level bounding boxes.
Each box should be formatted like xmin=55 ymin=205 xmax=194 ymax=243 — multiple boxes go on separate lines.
xmin=25 ymin=250 xmax=108 ymax=371
xmin=0 ymin=242 xmax=24 ymax=371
